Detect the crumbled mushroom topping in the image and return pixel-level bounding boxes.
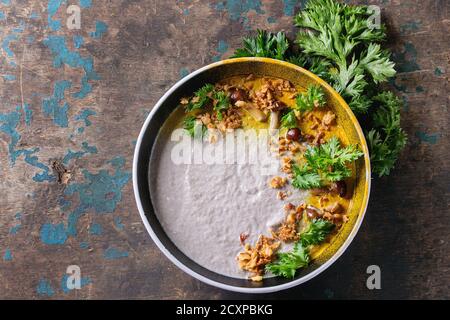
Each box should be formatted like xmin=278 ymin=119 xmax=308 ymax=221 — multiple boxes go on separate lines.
xmin=237 ymin=235 xmax=280 ymax=277
xmin=269 ymin=176 xmax=287 ymax=189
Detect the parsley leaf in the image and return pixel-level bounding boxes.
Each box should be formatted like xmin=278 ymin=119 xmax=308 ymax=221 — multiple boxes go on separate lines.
xmin=295 ymin=85 xmax=326 ymax=112
xmin=185 ymin=84 xmax=215 ymax=112
xmin=232 ymin=30 xmax=289 ymax=60
xmin=280 ymin=109 xmax=298 ymax=129
xmin=265 ymin=242 xmax=310 ymax=278
xmin=367 ymin=91 xmax=407 ymax=177
xmin=300 ymin=219 xmax=335 ymax=247
xmin=213 ymin=90 xmax=230 ymax=120
xmin=305 ymin=136 xmax=363 ymax=181
xmin=289 ymin=54 xmax=333 ymax=81
xmin=266 ymin=219 xmax=335 ymax=278
xmin=292 ymin=164 xmax=323 ymax=189
xmin=292 ymin=137 xmax=363 ymax=189
xmin=183 ymin=115 xmax=205 ymax=138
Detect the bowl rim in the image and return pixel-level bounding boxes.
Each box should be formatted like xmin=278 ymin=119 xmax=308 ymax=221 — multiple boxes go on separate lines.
xmin=133 ymin=57 xmax=371 ymax=293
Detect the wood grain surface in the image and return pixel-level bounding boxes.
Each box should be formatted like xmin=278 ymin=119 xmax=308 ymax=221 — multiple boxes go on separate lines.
xmin=0 ymin=0 xmax=449 ymax=299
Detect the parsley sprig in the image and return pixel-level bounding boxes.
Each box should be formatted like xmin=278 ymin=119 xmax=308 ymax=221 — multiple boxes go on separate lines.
xmin=212 ymin=90 xmax=230 ymax=120
xmin=185 ymin=84 xmax=215 ymax=112
xmin=232 ymin=30 xmax=289 ymax=60
xmin=183 ymin=84 xmax=231 ymax=128
xmin=183 ymin=115 xmax=206 ymax=138
xmin=367 ymin=92 xmax=407 ymax=176
xmin=292 ymin=137 xmax=363 ymax=189
xmin=266 ymin=219 xmax=335 ymax=278
xmin=280 ymin=110 xmax=298 ymax=129
xmin=295 ymin=85 xmax=326 ymax=112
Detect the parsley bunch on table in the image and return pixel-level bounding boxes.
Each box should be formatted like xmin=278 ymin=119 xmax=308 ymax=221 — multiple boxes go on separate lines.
xmin=266 ymin=219 xmax=335 ymax=278
xmin=231 ymin=0 xmax=407 ymax=177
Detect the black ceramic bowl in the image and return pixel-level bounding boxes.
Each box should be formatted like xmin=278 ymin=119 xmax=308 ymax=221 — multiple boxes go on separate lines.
xmin=133 ymin=58 xmax=371 ymax=293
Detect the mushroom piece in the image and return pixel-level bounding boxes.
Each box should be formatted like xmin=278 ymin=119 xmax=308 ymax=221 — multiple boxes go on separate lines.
xmin=236 ymin=101 xmax=267 ymax=122
xmin=269 ymin=111 xmax=280 ymax=130
xmin=305 ymin=205 xmax=323 ymax=220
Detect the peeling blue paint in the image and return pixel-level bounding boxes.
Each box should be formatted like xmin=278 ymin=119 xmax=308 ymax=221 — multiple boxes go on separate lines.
xmin=9 ymin=224 xmax=21 ymax=235
xmin=79 ymin=0 xmax=92 ymax=8
xmin=12 ymin=20 xmax=25 ymax=33
xmin=42 ymin=80 xmax=71 ymax=127
xmin=64 ymin=157 xmax=130 ymax=214
xmin=393 ymin=42 xmax=420 ymax=73
xmin=400 ymin=21 xmax=421 ymax=34
xmin=267 ymin=16 xmax=276 ymax=24
xmin=2 ymin=74 xmax=15 ymax=81
xmin=79 ymin=241 xmax=89 ymax=249
xmin=3 ymin=249 xmax=12 ymax=261
xmin=89 ymin=223 xmax=102 ymax=235
xmin=0 ymin=108 xmax=21 ymax=163
xmin=30 ymin=11 xmax=40 ymax=19
xmin=114 ymin=216 xmax=124 ymax=230
xmin=62 ymin=141 xmax=98 ymax=164
xmin=61 ymin=274 xmax=92 ymax=293
xmin=73 ymin=35 xmax=84 ymax=49
xmin=179 ymin=67 xmax=189 ymax=79
xmin=24 ymin=148 xmax=54 ymax=182
xmin=434 ymin=67 xmax=444 ymax=76
xmin=0 ymin=12 xmax=5 ymax=20
xmin=43 ymin=35 xmax=100 ymax=99
xmin=2 ymin=34 xmax=18 ymax=57
xmin=37 ymin=279 xmax=55 ymax=297
xmin=74 ymin=109 xmax=96 ymax=126
xmin=41 ymin=156 xmax=131 ymax=244
xmin=0 ymin=108 xmax=51 ymax=180
xmin=212 ymin=40 xmax=228 ymax=62
xmin=58 ymin=197 xmax=72 ymax=211
xmin=283 ymin=0 xmax=299 ymax=16
xmin=22 ymin=103 xmax=32 ymax=126
xmin=415 ymin=131 xmax=439 ymax=144
xmin=48 ymin=0 xmax=67 ymax=31
xmin=214 ymin=0 xmax=264 ymax=21
xmin=104 ymin=247 xmax=129 ymax=260
xmin=40 ymin=223 xmax=68 ymax=245
xmin=1 ymin=0 xmax=10 ymax=5
xmin=90 ymin=21 xmax=108 ymax=39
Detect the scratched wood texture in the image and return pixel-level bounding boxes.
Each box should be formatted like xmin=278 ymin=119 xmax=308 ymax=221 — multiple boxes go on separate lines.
xmin=0 ymin=0 xmax=449 ymax=300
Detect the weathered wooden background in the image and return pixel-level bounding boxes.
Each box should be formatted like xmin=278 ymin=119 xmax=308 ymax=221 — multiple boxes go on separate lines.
xmin=0 ymin=0 xmax=449 ymax=299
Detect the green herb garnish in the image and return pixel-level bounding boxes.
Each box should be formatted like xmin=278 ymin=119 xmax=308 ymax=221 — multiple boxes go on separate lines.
xmin=280 ymin=109 xmax=298 ymax=129
xmin=292 ymin=164 xmax=323 ymax=189
xmin=213 ymin=90 xmax=230 ymax=120
xmin=300 ymin=219 xmax=336 ymax=247
xmin=183 ymin=115 xmax=205 ymax=138
xmin=265 ymin=241 xmax=310 ymax=278
xmin=266 ymin=219 xmax=335 ymax=278
xmin=295 ymin=85 xmax=326 ymax=112
xmin=292 ymin=137 xmax=363 ymax=189
xmin=185 ymin=84 xmax=215 ymax=112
